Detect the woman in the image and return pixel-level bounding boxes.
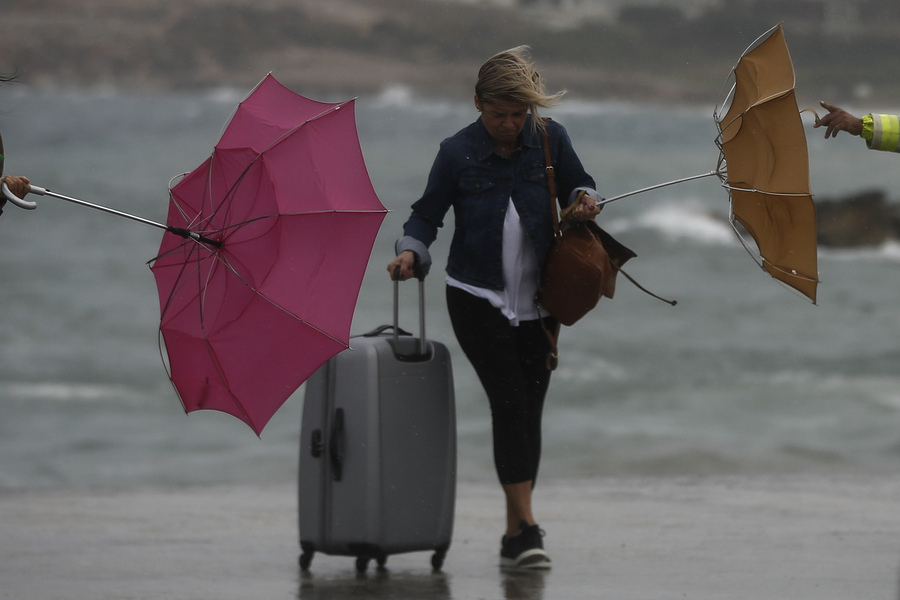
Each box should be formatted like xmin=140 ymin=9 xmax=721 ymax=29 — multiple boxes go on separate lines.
xmin=387 ymin=46 xmax=602 ymax=569
xmin=0 ymin=72 xmax=31 ymax=213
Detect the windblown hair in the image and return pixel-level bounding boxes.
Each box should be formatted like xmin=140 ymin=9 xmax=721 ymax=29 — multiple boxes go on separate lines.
xmin=475 ymin=46 xmax=565 ymax=133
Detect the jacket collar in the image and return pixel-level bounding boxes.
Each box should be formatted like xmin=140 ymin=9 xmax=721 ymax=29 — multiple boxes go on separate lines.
xmin=473 ymin=115 xmax=543 ymax=161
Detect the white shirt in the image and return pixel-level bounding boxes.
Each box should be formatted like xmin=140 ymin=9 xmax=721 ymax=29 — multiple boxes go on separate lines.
xmin=447 ymin=198 xmax=545 ymax=326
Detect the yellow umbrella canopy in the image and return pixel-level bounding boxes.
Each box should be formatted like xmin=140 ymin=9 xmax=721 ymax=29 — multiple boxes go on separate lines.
xmin=715 ymin=24 xmax=819 ymax=303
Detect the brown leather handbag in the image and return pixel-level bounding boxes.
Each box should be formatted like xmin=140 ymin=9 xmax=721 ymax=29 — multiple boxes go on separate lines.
xmin=539 ymin=204 xmax=636 ymax=326
xmin=537 ymin=128 xmax=636 ymax=327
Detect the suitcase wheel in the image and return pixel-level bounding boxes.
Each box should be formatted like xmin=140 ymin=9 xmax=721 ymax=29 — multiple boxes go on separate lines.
xmin=355 ymin=556 xmax=368 ymax=572
xmin=299 ymin=542 xmax=315 ymax=571
xmin=355 ymin=553 xmax=388 ymax=573
xmin=432 ymin=546 xmax=448 ymax=571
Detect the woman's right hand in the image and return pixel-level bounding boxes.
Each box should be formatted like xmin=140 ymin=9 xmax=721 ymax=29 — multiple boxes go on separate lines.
xmin=387 ymin=250 xmax=417 ymax=281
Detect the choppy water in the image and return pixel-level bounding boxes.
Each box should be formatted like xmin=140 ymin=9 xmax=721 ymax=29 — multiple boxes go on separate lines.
xmin=2 ymin=85 xmax=900 ymax=491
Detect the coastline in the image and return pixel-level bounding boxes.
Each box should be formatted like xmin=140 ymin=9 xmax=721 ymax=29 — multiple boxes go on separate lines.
xmin=7 ymin=0 xmax=900 ymax=106
xmin=2 ymin=474 xmax=898 ymax=599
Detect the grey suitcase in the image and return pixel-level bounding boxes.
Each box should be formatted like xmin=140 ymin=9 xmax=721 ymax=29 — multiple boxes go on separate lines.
xmin=298 ymin=277 xmax=456 ymax=572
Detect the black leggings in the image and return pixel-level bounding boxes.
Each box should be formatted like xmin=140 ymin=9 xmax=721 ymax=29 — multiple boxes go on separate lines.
xmin=446 ymin=286 xmax=555 ymax=485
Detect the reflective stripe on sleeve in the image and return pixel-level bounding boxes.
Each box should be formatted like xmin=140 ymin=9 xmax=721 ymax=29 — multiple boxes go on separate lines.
xmin=869 ymin=114 xmax=900 ymax=153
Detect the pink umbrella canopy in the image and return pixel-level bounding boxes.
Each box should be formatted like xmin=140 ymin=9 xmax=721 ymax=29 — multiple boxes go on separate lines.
xmin=150 ymin=74 xmax=387 ymax=434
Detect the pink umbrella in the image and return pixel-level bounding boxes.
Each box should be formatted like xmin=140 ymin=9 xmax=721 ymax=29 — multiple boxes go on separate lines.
xmin=150 ymin=74 xmax=387 ymax=434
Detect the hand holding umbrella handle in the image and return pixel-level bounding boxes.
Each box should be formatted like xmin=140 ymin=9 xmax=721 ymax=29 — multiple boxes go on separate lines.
xmin=1 ymin=181 xmax=45 ymax=210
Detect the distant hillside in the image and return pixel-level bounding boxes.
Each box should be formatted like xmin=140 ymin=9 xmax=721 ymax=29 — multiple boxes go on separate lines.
xmin=5 ymin=0 xmax=900 ymax=105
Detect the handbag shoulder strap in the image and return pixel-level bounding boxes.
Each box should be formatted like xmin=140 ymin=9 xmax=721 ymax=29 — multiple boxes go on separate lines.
xmin=540 ymin=120 xmax=561 ymax=369
xmin=541 ymin=122 xmax=560 ymax=236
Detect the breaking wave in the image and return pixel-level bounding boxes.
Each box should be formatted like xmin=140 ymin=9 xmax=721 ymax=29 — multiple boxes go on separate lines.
xmin=0 ymin=381 xmax=148 ymax=404
xmin=819 ymin=240 xmax=900 ymax=263
xmin=604 ymin=199 xmax=737 ymax=246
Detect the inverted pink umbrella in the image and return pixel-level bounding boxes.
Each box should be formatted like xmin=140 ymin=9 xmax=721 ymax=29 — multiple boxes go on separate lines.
xmin=150 ymin=74 xmax=387 ymax=434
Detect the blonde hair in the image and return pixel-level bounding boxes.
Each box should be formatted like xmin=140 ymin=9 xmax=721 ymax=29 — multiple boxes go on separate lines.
xmin=475 ymin=46 xmax=565 ymax=132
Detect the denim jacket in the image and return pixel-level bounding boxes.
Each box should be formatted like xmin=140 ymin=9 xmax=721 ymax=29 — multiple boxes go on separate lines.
xmin=397 ymin=116 xmax=597 ymax=290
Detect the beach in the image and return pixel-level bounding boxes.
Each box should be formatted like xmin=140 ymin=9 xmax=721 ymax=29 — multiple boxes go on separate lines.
xmin=2 ymin=475 xmax=899 ymax=599
xmin=4 ymin=84 xmax=900 ymax=600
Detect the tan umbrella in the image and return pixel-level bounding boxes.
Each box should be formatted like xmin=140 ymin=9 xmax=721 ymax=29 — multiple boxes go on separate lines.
xmin=598 ymin=24 xmax=819 ymax=304
xmin=714 ymin=23 xmax=819 ymax=303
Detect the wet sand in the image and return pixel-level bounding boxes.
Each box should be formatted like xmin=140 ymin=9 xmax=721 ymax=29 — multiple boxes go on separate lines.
xmin=1 ymin=475 xmax=899 ymax=599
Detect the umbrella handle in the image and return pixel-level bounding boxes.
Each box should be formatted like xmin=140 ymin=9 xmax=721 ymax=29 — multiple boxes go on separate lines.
xmin=1 ymin=182 xmax=44 ymax=210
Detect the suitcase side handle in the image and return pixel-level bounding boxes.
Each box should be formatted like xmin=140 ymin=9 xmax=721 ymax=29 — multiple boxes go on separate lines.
xmin=310 ymin=429 xmax=324 ymax=458
xmin=329 ymin=408 xmax=346 ymax=482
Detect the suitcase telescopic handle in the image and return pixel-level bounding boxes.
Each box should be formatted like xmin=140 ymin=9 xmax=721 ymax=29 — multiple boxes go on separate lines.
xmin=392 ymin=267 xmax=426 ymax=356
xmin=392 ymin=269 xmax=400 ymax=349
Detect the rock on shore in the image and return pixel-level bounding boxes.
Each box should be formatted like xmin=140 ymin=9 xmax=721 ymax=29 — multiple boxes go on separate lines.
xmin=817 ymin=190 xmax=900 ymax=247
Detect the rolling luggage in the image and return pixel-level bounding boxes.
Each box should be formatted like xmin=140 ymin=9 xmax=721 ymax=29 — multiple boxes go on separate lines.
xmin=298 ymin=277 xmax=456 ymax=572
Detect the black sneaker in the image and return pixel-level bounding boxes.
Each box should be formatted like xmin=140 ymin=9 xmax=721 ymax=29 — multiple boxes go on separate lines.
xmin=500 ymin=521 xmax=551 ymax=570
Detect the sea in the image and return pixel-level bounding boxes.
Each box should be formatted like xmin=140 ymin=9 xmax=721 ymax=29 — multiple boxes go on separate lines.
xmin=2 ymin=84 xmax=900 ymax=493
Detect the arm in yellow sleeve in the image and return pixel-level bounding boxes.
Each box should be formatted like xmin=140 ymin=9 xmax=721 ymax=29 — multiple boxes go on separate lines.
xmin=863 ymin=114 xmax=900 ymax=153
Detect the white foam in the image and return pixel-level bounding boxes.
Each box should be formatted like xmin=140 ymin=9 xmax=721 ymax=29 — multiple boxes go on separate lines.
xmin=819 ymin=240 xmax=900 ymax=263
xmin=607 ymin=200 xmax=736 ymax=245
xmin=1 ymin=382 xmax=135 ymax=403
